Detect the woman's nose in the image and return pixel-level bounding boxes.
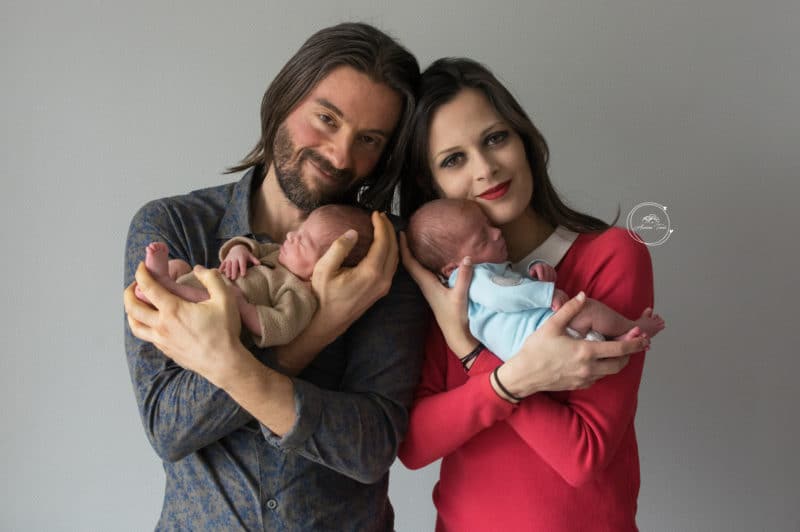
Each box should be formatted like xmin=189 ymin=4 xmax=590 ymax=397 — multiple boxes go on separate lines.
xmin=473 ymin=153 xmax=498 ymax=181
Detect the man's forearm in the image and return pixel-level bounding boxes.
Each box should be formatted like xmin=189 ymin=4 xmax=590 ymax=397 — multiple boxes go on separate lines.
xmin=217 ymin=343 xmax=298 ymax=436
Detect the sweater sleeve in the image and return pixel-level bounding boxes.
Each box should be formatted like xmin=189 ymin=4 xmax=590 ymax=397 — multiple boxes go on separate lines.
xmin=397 ymin=323 xmax=516 ymax=470
xmin=504 ymin=230 xmax=653 ymax=486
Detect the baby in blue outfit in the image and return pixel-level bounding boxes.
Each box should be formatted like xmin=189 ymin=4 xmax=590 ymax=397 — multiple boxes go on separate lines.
xmin=406 ymin=199 xmax=664 ymax=361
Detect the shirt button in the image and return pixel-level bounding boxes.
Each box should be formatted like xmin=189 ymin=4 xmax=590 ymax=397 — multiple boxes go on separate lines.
xmin=266 ymin=499 xmax=278 ymax=510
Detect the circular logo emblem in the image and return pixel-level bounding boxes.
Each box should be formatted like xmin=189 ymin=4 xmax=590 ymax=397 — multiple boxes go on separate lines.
xmin=626 ymin=202 xmax=674 ymax=246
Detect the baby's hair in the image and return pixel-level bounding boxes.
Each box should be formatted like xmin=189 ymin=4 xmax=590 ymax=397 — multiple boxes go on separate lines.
xmin=407 ymin=198 xmax=472 ymax=274
xmin=308 ymin=205 xmax=374 ymax=266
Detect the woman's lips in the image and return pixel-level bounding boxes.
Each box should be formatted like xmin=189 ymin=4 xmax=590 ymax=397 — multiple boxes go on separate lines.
xmin=478 ymin=180 xmax=511 ymax=200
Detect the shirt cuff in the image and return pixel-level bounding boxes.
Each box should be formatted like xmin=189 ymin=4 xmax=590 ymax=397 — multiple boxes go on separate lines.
xmin=260 ymin=377 xmax=321 ymax=450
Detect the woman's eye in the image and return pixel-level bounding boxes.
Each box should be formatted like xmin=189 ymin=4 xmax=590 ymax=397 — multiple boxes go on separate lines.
xmin=440 ymin=153 xmax=464 ymax=168
xmin=486 ymin=131 xmax=508 ymax=146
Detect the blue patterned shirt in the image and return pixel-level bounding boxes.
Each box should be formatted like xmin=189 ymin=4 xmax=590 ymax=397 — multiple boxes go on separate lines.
xmin=124 ymin=169 xmax=427 ymax=531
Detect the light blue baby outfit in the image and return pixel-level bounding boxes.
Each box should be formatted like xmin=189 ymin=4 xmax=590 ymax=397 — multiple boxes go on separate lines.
xmin=449 ymin=262 xmax=556 ymax=362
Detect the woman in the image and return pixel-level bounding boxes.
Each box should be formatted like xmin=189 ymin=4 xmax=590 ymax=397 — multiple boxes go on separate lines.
xmin=397 ymin=58 xmax=654 ymax=531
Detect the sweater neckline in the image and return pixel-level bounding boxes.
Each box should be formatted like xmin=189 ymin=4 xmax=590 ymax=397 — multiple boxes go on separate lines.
xmin=510 ymin=226 xmax=579 ymax=274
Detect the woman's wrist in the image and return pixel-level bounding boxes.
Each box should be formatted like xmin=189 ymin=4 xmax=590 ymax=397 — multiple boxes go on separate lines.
xmin=490 ymin=364 xmax=526 ymax=403
xmin=445 ymin=327 xmax=480 ymax=359
xmin=458 ymin=342 xmax=484 ymax=371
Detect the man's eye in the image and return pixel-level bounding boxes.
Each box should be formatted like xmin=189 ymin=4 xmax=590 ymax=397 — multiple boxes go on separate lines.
xmin=360 ymin=135 xmax=379 ymax=147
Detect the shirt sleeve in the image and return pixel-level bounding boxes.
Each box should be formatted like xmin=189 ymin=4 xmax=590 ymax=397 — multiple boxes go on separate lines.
xmin=503 ymin=231 xmax=653 ymax=486
xmin=260 ymin=265 xmax=429 ymax=484
xmin=124 ymin=201 xmax=258 ymax=462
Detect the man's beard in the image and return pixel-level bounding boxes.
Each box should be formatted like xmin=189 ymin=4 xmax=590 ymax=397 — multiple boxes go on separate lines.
xmin=272 ymin=124 xmax=357 ymax=213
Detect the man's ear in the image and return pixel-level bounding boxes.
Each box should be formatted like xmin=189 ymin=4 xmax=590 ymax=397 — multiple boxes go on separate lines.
xmin=441 ymin=261 xmax=460 ymax=278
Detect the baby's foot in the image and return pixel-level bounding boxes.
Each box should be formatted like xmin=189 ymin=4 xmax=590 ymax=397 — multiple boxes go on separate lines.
xmin=634 ymin=308 xmax=665 ymax=338
xmin=614 ymin=326 xmax=651 ymax=351
xmin=135 ymin=242 xmax=171 ymax=304
xmin=145 ymin=242 xmax=170 ymax=278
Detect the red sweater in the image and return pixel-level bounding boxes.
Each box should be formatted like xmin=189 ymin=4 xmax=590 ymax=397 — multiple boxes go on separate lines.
xmin=398 ymin=228 xmax=653 ymax=532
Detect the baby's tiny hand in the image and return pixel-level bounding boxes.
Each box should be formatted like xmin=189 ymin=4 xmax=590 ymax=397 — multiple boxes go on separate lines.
xmin=220 ymin=244 xmax=260 ymax=280
xmin=551 ymin=289 xmax=569 ymax=311
xmin=529 ymin=262 xmax=557 ymax=282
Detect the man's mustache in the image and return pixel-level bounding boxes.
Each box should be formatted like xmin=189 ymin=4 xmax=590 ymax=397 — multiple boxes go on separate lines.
xmin=301 ymin=148 xmax=354 ymax=182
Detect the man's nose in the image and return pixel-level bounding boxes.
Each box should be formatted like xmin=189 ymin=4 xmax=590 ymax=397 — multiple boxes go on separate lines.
xmin=325 ymin=133 xmax=354 ymax=171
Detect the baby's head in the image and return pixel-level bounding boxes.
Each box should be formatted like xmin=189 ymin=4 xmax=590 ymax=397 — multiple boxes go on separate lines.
xmin=407 ymin=199 xmax=507 ymax=277
xmin=279 ymin=205 xmax=374 ymax=281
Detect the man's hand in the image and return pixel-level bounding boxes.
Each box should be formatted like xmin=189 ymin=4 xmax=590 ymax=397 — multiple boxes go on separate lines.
xmin=220 ymin=244 xmax=260 ymax=281
xmin=274 ymin=211 xmax=399 ymax=374
xmin=124 ymin=262 xmax=249 ymax=389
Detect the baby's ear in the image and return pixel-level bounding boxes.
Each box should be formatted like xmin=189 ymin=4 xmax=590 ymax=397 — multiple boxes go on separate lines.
xmin=441 ymin=261 xmax=460 ymax=278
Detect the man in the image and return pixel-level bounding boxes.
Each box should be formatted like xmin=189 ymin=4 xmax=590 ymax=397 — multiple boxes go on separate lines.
xmin=123 ymin=23 xmax=427 ymax=530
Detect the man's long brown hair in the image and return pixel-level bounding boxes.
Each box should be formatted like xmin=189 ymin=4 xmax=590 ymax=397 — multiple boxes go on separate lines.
xmin=228 ymin=22 xmax=420 ymax=212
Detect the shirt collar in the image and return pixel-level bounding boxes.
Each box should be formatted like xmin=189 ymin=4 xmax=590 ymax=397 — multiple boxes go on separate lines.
xmin=217 ymin=167 xmax=262 ymax=241
xmin=512 ymin=225 xmax=579 ymax=273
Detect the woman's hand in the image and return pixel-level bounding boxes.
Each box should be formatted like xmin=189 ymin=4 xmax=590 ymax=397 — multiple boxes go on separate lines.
xmin=124 ymin=262 xmax=251 ymax=389
xmin=274 ymin=211 xmax=398 ymax=374
xmin=399 ymin=232 xmax=478 ymax=357
xmin=495 ymin=292 xmax=649 ymax=398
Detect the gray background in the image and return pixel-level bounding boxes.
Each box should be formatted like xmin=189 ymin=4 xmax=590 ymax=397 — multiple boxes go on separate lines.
xmin=2 ymin=0 xmax=798 ymax=530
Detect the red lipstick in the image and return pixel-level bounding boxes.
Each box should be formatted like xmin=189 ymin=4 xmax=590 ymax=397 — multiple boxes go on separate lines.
xmin=478 ymin=181 xmax=510 ymax=200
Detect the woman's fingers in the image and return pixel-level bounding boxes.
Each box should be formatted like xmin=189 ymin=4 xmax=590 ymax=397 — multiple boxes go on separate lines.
xmin=451 ymin=256 xmax=473 ymax=306
xmin=542 ymin=291 xmax=587 ymax=333
xmin=399 ymin=232 xmax=440 ymax=293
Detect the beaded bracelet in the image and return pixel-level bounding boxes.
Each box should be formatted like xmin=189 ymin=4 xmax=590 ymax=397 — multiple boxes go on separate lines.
xmin=492 ymin=366 xmax=523 ymax=403
xmin=459 ymin=343 xmax=484 ymax=372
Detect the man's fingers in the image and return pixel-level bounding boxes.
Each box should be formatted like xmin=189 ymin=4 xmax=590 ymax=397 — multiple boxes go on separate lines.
xmin=126 ymin=313 xmax=155 ymax=343
xmin=377 ymin=212 xmax=399 ymax=275
xmin=133 ymin=262 xmax=178 ymax=312
xmin=313 ymin=229 xmax=357 ymax=281
xmin=362 ymin=211 xmax=393 ymax=271
xmin=123 ymin=280 xmax=158 ymax=327
xmin=544 ymin=291 xmax=587 ymax=332
xmin=192 ymin=265 xmax=233 ymax=302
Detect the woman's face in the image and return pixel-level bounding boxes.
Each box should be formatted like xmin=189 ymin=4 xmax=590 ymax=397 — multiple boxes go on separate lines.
xmin=427 ymin=88 xmax=533 ymax=226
